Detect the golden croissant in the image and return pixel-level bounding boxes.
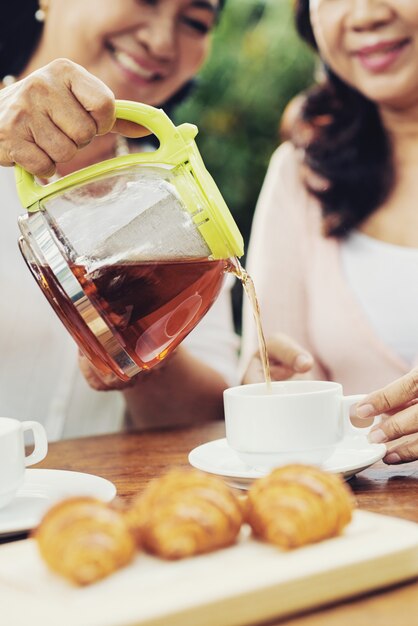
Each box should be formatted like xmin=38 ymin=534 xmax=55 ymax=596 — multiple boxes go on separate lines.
xmin=245 ymin=465 xmax=355 ymax=549
xmin=35 ymin=497 xmax=136 ymax=585
xmin=126 ymin=468 xmax=244 ymax=559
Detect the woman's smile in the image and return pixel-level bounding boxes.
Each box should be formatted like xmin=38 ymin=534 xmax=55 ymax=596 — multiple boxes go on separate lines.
xmin=106 ymin=43 xmax=165 ymax=85
xmin=310 ymin=0 xmax=418 ymax=107
xmin=352 ymin=38 xmax=411 ymax=74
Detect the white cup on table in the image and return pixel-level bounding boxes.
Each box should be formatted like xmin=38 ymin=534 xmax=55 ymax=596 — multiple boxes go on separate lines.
xmin=223 ymin=380 xmax=374 ymax=470
xmin=0 ymin=417 xmax=48 ymax=509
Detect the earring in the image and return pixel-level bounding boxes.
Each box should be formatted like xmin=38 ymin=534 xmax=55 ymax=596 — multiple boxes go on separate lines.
xmin=2 ymin=75 xmax=16 ymax=87
xmin=35 ymin=8 xmax=46 ymax=22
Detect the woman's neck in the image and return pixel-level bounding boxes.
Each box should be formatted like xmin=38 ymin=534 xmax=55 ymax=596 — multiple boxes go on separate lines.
xmin=358 ymin=102 xmax=418 ymax=247
xmin=379 ymin=103 xmax=418 ymax=165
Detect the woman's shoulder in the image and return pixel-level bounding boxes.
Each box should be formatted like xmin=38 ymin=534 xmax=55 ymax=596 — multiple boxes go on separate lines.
xmin=269 ymin=141 xmax=303 ymax=179
xmin=260 ymin=141 xmax=322 ymax=233
xmin=265 ymin=141 xmax=313 ymax=204
xmin=262 ymin=141 xmax=321 ymax=221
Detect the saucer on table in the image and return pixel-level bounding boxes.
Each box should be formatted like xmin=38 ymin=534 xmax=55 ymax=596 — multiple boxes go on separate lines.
xmin=188 ymin=437 xmax=386 ymax=490
xmin=0 ymin=469 xmax=116 ymax=538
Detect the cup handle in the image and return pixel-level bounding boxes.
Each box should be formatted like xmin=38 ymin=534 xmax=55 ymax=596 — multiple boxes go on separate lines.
xmin=22 ymin=421 xmax=48 ymax=467
xmin=341 ymin=394 xmax=381 ymax=438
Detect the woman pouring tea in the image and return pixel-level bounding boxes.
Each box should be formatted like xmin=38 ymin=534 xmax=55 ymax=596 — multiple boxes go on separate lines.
xmin=0 ymin=0 xmax=248 ymax=438
xmin=0 ymin=0 xmax=349 ymax=441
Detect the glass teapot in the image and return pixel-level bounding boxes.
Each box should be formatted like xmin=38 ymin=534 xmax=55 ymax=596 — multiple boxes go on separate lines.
xmin=16 ymin=100 xmax=243 ymax=382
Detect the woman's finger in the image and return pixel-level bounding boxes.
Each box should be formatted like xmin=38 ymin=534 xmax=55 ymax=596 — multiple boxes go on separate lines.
xmin=241 ymin=334 xmax=313 ymax=384
xmin=243 ymin=359 xmax=301 ymax=384
xmin=7 ymin=139 xmax=56 ymax=178
xmin=63 ymin=60 xmax=116 ymax=136
xmin=266 ymin=333 xmax=313 ymax=373
xmin=375 ymin=400 xmax=418 ymax=419
xmin=383 ymin=434 xmax=418 ymax=465
xmin=368 ymin=403 xmax=418 ymax=444
xmin=78 ymin=353 xmax=133 ymax=391
xmin=356 ymin=368 xmax=418 ymax=419
xmin=30 ymin=114 xmax=79 ymax=164
xmin=113 ymin=120 xmax=151 ymax=138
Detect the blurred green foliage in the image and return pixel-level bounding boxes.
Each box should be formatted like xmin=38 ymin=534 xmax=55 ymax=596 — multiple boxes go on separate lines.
xmin=173 ymin=0 xmax=315 ymax=330
xmin=174 ymin=0 xmax=315 ymax=249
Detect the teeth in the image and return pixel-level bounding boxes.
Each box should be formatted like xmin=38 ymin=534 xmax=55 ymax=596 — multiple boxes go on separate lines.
xmin=113 ymin=50 xmax=155 ymax=79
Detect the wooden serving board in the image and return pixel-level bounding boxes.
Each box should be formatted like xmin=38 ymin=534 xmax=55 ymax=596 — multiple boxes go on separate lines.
xmin=1 ymin=511 xmax=418 ymax=626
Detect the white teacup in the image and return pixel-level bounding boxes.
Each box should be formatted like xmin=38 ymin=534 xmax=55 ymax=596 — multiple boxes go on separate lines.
xmin=223 ymin=380 xmax=373 ymax=469
xmin=0 ymin=417 xmax=48 ymax=509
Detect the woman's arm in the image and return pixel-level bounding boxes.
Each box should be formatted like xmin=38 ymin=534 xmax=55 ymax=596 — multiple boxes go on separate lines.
xmin=123 ymin=346 xmax=227 ymax=429
xmin=79 ymin=346 xmax=229 ymax=431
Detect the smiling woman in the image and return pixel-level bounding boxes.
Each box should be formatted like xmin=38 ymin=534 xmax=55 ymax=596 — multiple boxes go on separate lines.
xmin=11 ymin=0 xmax=219 ymax=107
xmin=0 ymin=0 xmax=240 ymax=441
xmin=241 ymin=0 xmax=418 ymax=464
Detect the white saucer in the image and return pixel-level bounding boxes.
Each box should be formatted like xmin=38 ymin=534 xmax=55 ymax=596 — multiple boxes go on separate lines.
xmin=188 ymin=438 xmax=386 ymax=490
xmin=0 ymin=469 xmax=116 ymax=537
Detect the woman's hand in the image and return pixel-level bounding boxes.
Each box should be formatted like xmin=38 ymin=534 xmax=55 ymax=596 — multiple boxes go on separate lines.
xmin=78 ymin=353 xmax=136 ymax=391
xmin=0 ymin=59 xmax=147 ymax=177
xmin=356 ymin=368 xmax=418 ymax=464
xmin=79 ymin=347 xmax=227 ymax=430
xmin=242 ymin=333 xmax=313 ymax=384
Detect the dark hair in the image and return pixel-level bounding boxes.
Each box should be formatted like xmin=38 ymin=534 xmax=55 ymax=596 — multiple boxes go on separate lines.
xmin=292 ymin=0 xmax=394 ymax=237
xmin=0 ymin=1 xmax=43 ymax=78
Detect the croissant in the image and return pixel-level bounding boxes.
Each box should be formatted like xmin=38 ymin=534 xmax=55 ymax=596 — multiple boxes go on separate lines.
xmin=126 ymin=468 xmax=244 ymax=559
xmin=245 ymin=465 xmax=355 ymax=549
xmin=35 ymin=497 xmax=136 ymax=585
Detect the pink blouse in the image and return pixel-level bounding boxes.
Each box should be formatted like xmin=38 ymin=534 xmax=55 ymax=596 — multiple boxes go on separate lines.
xmin=240 ymin=142 xmax=412 ymax=395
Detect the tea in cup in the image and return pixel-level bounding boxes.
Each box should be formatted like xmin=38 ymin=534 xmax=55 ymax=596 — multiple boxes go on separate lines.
xmin=0 ymin=418 xmax=48 ymax=509
xmin=223 ymin=380 xmax=372 ymax=469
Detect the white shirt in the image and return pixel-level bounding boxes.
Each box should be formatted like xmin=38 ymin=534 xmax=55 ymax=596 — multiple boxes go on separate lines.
xmin=0 ymin=167 xmax=238 ymax=440
xmin=341 ymin=231 xmax=418 ymax=366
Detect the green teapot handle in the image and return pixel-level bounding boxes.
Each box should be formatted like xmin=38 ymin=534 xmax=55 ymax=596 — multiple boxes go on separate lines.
xmin=15 ymin=99 xmax=198 ymax=210
xmin=114 ymin=100 xmax=196 ymax=153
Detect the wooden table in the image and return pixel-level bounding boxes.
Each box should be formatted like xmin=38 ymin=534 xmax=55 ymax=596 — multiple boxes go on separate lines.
xmin=30 ymin=422 xmax=418 ymax=625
